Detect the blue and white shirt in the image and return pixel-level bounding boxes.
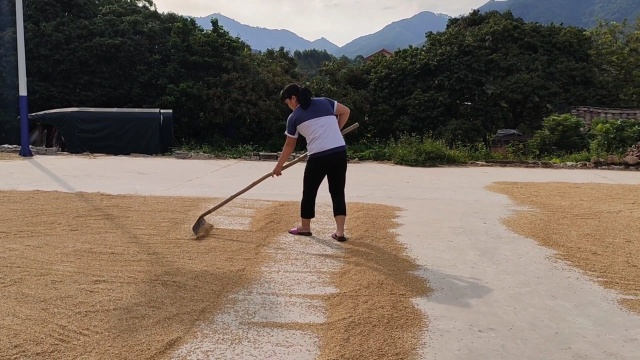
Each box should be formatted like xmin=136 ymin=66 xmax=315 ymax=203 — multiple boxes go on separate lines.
xmin=285 ymin=97 xmax=346 ymax=157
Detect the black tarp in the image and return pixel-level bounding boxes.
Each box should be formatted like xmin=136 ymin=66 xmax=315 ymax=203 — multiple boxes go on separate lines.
xmin=27 ymin=107 xmax=173 ymax=155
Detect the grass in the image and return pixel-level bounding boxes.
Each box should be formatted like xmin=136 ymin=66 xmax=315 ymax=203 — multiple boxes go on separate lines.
xmin=176 ymin=142 xmax=262 ymax=159
xmin=346 ymin=136 xmax=506 ymax=167
xmin=174 ymin=134 xmax=637 ymax=168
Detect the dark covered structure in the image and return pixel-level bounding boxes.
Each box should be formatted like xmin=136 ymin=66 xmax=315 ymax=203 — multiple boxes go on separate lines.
xmin=27 ymin=107 xmax=174 ymax=155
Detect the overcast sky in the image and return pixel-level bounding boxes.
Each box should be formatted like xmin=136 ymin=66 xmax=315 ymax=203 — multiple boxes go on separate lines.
xmin=151 ymin=0 xmax=492 ymax=46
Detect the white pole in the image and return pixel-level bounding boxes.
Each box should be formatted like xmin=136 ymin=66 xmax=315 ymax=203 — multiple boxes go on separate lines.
xmin=16 ymin=0 xmax=32 ymax=157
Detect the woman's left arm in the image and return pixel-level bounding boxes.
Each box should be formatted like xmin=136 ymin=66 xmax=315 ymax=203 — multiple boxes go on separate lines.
xmin=335 ymin=102 xmax=350 ymax=129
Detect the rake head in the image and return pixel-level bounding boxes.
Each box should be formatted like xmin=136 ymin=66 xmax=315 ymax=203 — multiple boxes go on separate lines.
xmin=192 ymin=216 xmax=214 ymax=238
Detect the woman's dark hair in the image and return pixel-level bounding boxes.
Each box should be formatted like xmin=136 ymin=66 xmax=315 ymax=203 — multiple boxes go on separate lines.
xmin=280 ymin=83 xmax=313 ymax=110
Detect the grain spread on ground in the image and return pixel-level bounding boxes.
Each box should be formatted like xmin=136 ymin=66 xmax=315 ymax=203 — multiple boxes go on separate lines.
xmin=317 ymin=202 xmax=432 ymax=360
xmin=0 ymin=190 xmax=430 ymax=359
xmin=0 ymin=153 xmax=22 ymax=161
xmin=262 ymin=201 xmax=432 ymax=360
xmin=487 ymin=182 xmax=640 ymax=315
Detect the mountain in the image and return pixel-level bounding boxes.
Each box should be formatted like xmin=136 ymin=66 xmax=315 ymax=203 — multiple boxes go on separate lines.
xmin=333 ymin=11 xmax=450 ymax=58
xmin=478 ymin=0 xmax=510 ymax=12
xmin=192 ymin=13 xmax=340 ymax=53
xmin=192 ymin=11 xmax=450 ymax=58
xmin=191 ymin=1 xmax=639 ymax=60
xmin=310 ymin=38 xmax=340 ymax=54
xmin=478 ymin=0 xmax=640 ymax=28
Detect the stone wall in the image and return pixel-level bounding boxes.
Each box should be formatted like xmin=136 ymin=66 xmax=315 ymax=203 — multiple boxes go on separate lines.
xmin=571 ymin=106 xmax=640 ymax=128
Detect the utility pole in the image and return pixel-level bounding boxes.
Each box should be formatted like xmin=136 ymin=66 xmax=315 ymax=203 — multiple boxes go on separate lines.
xmin=16 ymin=0 xmax=32 ymax=157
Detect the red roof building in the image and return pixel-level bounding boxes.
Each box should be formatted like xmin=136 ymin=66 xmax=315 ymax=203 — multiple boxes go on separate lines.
xmin=364 ymin=48 xmax=394 ymax=62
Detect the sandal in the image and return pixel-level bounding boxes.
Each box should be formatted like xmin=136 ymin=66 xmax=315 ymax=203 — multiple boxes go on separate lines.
xmin=332 ymin=233 xmax=347 ymax=242
xmin=288 ymin=227 xmax=312 ymax=236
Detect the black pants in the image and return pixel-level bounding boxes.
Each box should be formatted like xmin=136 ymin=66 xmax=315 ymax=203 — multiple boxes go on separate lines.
xmin=301 ymin=149 xmax=347 ymax=219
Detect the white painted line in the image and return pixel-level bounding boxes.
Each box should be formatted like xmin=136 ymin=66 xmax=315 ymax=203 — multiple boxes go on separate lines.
xmin=172 ymin=203 xmax=343 ymax=359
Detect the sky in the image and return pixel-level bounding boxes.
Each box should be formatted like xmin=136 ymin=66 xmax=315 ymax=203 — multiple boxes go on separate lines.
xmin=150 ymin=0 xmax=493 ymax=47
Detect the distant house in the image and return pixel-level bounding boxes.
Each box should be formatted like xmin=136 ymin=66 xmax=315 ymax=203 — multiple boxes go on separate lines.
xmin=364 ymin=48 xmax=393 ymax=62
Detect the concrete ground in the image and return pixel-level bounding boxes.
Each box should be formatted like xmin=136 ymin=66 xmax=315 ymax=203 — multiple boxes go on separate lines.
xmin=1 ymin=156 xmax=639 ymax=360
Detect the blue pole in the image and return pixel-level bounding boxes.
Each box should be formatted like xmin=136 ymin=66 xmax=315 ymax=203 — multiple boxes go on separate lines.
xmin=16 ymin=0 xmax=32 ymax=157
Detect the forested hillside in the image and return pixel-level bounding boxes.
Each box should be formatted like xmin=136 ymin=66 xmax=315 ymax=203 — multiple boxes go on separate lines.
xmin=1 ymin=1 xmax=640 ymax=166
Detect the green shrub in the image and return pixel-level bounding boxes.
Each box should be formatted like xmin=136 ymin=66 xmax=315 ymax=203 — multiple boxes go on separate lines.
xmin=389 ymin=135 xmax=468 ymax=167
xmin=551 ymin=151 xmax=593 ymax=163
xmin=437 ymin=119 xmax=486 ymax=148
xmin=459 ymin=146 xmax=504 ymax=161
xmin=528 ymin=114 xmax=589 ymax=158
xmin=347 ymin=140 xmax=392 ymax=161
xmin=177 ymin=141 xmax=260 ymax=158
xmin=177 ymin=113 xmax=640 ymax=166
xmin=505 ymin=141 xmax=534 ymax=160
xmin=588 ymin=118 xmax=640 ymax=157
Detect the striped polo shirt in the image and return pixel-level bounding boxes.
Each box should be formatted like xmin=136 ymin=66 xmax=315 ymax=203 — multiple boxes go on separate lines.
xmin=285 ymin=97 xmax=346 ymax=157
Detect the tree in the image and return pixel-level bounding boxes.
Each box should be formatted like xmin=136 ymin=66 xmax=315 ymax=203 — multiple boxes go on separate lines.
xmin=307 ymin=56 xmax=371 ymax=142
xmin=587 ymin=19 xmax=640 ymax=107
xmin=293 ymin=49 xmax=335 ymax=78
xmin=3 ymin=0 xmax=303 ymax=149
xmin=0 ymin=0 xmax=19 ymax=143
xmin=422 ymin=10 xmax=597 ymax=145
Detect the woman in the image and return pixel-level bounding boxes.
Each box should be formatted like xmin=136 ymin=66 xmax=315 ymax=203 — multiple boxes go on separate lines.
xmin=272 ymin=83 xmax=351 ymax=242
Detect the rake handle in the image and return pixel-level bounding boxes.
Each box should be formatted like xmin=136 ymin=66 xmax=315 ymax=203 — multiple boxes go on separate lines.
xmin=197 ymin=122 xmax=359 ymax=219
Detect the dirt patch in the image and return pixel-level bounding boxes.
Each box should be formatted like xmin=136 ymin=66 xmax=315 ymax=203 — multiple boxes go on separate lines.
xmin=487 ymin=182 xmax=640 ymax=315
xmin=0 ymin=190 xmax=283 ymax=360
xmin=0 ymin=153 xmax=22 ymax=161
xmin=295 ymin=203 xmax=431 ymax=360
